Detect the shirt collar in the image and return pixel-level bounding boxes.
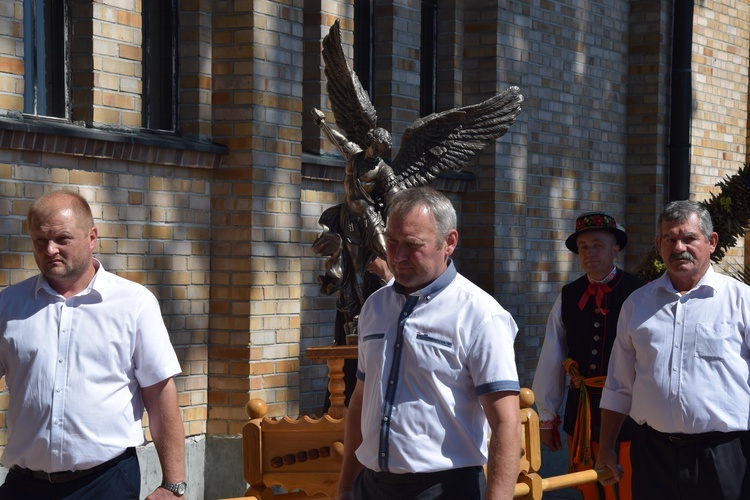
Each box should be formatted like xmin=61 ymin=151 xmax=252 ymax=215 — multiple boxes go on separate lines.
xmin=33 ymin=259 xmax=106 ymax=299
xmin=587 ymin=266 xmax=618 ymax=284
xmin=392 ymin=259 xmax=457 ymax=300
xmin=653 ymin=264 xmax=718 ymax=295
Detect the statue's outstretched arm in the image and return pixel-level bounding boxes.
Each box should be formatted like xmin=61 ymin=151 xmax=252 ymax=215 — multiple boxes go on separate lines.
xmin=312 ymin=108 xmax=360 ymax=160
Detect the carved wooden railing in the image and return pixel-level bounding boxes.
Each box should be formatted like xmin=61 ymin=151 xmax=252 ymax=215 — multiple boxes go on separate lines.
xmin=225 ymin=345 xmax=613 ymax=500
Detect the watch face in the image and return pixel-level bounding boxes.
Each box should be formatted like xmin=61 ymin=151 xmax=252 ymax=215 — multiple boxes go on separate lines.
xmin=177 ymin=483 xmax=187 ymax=495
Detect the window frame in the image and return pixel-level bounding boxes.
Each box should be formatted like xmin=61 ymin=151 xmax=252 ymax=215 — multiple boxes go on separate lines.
xmin=23 ymin=0 xmax=71 ymax=119
xmin=142 ymin=0 xmax=179 ymax=132
xmin=353 ymin=0 xmax=374 ymax=101
xmin=420 ymin=0 xmax=438 ymax=117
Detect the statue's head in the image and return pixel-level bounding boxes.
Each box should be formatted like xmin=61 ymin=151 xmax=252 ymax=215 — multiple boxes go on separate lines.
xmin=366 ymin=128 xmax=392 ymax=157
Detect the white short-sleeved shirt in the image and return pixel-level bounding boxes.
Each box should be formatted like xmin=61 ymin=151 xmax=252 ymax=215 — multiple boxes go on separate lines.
xmin=0 ymin=261 xmax=182 ymax=472
xmin=602 ymin=266 xmax=750 ymax=433
xmin=356 ymin=262 xmax=519 ymax=473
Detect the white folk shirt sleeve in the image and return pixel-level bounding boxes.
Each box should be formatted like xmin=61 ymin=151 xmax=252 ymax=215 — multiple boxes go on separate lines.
xmin=601 ymin=266 xmax=750 ymax=434
xmin=531 ymin=293 xmax=567 ymax=423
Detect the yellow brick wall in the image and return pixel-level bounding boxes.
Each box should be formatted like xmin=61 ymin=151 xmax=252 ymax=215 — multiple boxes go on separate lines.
xmin=89 ymin=2 xmax=143 ymax=128
xmin=690 ymin=0 xmax=750 ymax=273
xmin=0 ymin=2 xmax=23 ymax=113
xmin=0 ymin=143 xmax=214 ymax=445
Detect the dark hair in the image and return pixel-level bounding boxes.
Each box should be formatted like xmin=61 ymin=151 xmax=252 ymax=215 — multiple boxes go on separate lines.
xmin=388 ymin=187 xmax=456 ymax=242
xmin=657 ymin=200 xmax=713 ymax=240
xmin=28 ymin=190 xmax=95 ymax=232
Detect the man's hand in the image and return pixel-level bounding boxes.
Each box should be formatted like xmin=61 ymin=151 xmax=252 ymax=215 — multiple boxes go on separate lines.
xmin=540 ymin=428 xmax=562 ymax=452
xmin=596 ymin=409 xmax=628 ymax=485
xmin=145 ymin=486 xmax=182 ymax=499
xmin=594 ymin=448 xmax=623 ymax=486
xmin=312 ymin=108 xmax=326 ymax=126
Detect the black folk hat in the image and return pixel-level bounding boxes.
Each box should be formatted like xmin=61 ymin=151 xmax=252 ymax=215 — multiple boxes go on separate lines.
xmin=565 ymin=211 xmax=628 ymax=254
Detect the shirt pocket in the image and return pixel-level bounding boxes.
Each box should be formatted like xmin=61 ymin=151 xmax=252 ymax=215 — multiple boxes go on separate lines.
xmin=694 ymin=323 xmax=735 ymax=360
xmin=362 ymin=333 xmax=385 ymax=342
xmin=415 ymin=332 xmax=453 ymax=349
xmin=357 ymin=333 xmax=387 ymax=373
xmin=413 ymin=332 xmax=461 ymax=371
xmin=360 ymin=333 xmax=387 ymax=366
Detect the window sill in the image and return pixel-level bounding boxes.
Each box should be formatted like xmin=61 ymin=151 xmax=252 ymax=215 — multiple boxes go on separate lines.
xmin=0 ymin=115 xmax=227 ymax=169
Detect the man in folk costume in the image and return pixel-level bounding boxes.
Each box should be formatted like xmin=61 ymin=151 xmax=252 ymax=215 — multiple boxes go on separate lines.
xmin=532 ymin=212 xmax=645 ymax=499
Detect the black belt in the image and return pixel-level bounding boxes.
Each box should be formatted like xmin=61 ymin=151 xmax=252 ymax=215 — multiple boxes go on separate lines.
xmin=370 ymin=465 xmax=483 ymax=485
xmin=12 ymin=447 xmax=136 ymax=484
xmin=646 ymin=425 xmax=749 ymax=447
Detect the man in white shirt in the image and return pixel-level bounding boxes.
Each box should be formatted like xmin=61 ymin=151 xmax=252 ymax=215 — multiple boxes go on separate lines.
xmin=0 ymin=190 xmax=186 ymax=499
xmin=336 ymin=187 xmax=521 ymax=500
xmin=596 ymin=200 xmax=750 ymax=499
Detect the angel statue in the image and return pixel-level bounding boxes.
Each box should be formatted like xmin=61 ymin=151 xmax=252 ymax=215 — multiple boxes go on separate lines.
xmin=312 ymin=19 xmax=523 ymax=345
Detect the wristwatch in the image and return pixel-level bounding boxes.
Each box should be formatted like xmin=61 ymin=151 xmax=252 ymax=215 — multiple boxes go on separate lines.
xmin=160 ymin=480 xmax=187 ymax=496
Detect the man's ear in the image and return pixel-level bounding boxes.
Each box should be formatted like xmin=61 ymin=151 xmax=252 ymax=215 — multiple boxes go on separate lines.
xmin=89 ymin=226 xmax=98 ymax=252
xmin=445 ymin=229 xmax=458 ymax=256
xmin=708 ymin=231 xmax=719 ymax=254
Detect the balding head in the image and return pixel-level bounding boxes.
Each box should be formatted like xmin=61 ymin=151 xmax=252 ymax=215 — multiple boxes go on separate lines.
xmin=28 ymin=190 xmax=94 ymax=234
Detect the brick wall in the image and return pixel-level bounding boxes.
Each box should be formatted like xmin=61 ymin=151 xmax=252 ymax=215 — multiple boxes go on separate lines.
xmin=372 ymin=0 xmax=422 ymax=151
xmin=0 ymin=130 xmax=217 ymax=447
xmin=89 ymin=1 xmax=142 ymax=128
xmin=1 ymin=0 xmax=750 ymax=481
xmin=179 ymin=1 xmax=214 ymax=142
xmin=690 ymin=0 xmax=750 ymax=272
xmin=0 ymin=2 xmax=23 ymax=113
xmin=210 ymin=0 xmax=307 ymax=432
xmin=298 ymin=1 xmax=352 ymax=414
xmin=623 ymin=0 xmax=672 ymax=269
xmin=0 ymin=0 xmax=219 ymax=460
xmin=691 ymin=1 xmax=750 ymax=193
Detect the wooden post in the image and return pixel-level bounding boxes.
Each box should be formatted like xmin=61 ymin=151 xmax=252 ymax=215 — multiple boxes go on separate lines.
xmin=305 ymin=346 xmax=358 ymax=419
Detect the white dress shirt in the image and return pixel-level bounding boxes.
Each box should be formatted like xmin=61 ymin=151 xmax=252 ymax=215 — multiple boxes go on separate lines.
xmin=601 ymin=266 xmax=750 ymax=433
xmin=0 ymin=261 xmax=182 ymax=472
xmin=355 ymin=262 xmax=520 ymax=473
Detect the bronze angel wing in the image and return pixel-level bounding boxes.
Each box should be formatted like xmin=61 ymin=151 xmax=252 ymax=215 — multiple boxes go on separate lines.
xmin=322 ymin=20 xmax=377 ymax=149
xmin=389 ymin=87 xmax=523 ymax=189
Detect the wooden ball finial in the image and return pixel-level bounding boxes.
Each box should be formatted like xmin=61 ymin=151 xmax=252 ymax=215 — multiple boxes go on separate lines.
xmin=519 ymin=387 xmax=535 ymax=408
xmin=246 ymin=398 xmax=268 ymax=419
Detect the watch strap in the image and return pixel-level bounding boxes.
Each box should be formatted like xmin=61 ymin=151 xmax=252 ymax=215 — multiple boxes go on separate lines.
xmin=160 ymin=480 xmax=187 ymax=496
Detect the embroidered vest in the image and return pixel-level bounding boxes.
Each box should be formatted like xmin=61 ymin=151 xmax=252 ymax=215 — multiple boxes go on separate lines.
xmin=560 ymin=269 xmax=645 ymax=441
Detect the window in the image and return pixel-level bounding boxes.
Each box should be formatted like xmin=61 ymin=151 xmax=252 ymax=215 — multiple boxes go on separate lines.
xmin=420 ymin=0 xmax=438 ymax=117
xmin=143 ymin=0 xmax=178 ymax=131
xmin=23 ymin=0 xmax=70 ymax=118
xmin=354 ymin=0 xmax=374 ymax=100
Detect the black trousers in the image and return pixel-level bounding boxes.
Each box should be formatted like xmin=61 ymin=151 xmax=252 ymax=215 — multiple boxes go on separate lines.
xmin=354 ymin=465 xmax=485 ymax=500
xmin=0 ymin=449 xmax=140 ymax=500
xmin=632 ymin=424 xmax=750 ymax=500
